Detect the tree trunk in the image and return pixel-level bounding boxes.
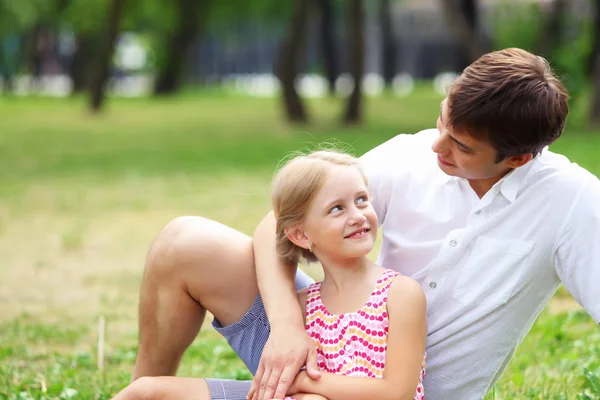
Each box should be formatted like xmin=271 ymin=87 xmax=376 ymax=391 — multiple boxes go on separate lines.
xmin=70 ymin=34 xmax=94 ymax=93
xmin=440 ymin=0 xmax=484 ymax=70
xmin=317 ymin=0 xmax=338 ymax=95
xmin=29 ymin=25 xmax=44 ymax=79
xmin=589 ymin=0 xmax=600 ymax=126
xmin=589 ymin=0 xmax=600 ymax=78
xmin=536 ymin=0 xmax=567 ymax=60
xmin=88 ymin=0 xmax=126 ymax=112
xmin=380 ymin=0 xmax=397 ymax=87
xmin=343 ymin=0 xmax=364 ymax=124
xmin=274 ymin=0 xmax=310 ymax=123
xmin=154 ymin=0 xmax=210 ymax=95
xmin=53 ymin=0 xmax=91 ymax=93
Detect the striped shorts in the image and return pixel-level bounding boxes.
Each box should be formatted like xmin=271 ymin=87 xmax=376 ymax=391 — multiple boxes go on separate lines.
xmin=205 ymin=269 xmax=315 ymax=400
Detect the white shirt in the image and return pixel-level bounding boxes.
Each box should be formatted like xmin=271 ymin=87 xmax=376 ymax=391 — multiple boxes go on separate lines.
xmin=360 ymin=129 xmax=600 ymax=400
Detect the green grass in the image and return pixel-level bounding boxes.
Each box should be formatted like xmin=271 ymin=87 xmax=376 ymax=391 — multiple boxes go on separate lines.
xmin=0 ymin=87 xmax=599 ymax=399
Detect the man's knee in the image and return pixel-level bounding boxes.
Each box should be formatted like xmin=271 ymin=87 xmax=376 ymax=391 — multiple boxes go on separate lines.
xmin=118 ymin=377 xmax=161 ymax=400
xmin=144 ymin=216 xmax=222 ymax=278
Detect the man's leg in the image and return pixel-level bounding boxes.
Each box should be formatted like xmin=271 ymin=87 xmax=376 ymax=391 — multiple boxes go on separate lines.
xmin=112 ymin=377 xmax=210 ymax=400
xmin=113 ymin=376 xmax=251 ymax=400
xmin=132 ymin=216 xmax=261 ymax=379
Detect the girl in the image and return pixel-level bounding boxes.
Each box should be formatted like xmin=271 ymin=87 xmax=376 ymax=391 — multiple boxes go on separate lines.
xmin=112 ymin=150 xmax=426 ymax=400
xmin=252 ymin=150 xmax=427 ymax=400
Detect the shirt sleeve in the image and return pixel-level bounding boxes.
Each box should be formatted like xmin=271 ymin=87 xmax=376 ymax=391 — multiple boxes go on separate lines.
xmin=360 ymin=129 xmax=438 ymax=226
xmin=554 ymin=172 xmax=600 ymax=323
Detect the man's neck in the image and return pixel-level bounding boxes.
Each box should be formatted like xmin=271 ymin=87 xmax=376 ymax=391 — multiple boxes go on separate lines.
xmin=468 ymin=169 xmax=514 ymax=198
xmin=468 ymin=178 xmax=499 ymax=199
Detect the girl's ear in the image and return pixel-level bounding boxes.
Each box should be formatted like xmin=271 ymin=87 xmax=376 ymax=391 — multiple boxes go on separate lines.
xmin=284 ymin=225 xmax=310 ymax=250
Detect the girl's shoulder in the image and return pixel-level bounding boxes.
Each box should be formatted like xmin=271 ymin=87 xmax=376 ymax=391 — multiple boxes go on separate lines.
xmin=386 ymin=274 xmax=427 ymax=318
xmin=388 ymin=273 xmax=425 ymax=299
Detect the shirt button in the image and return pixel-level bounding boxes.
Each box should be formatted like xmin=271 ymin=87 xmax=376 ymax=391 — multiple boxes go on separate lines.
xmin=429 ymin=282 xmax=437 ymax=289
xmin=449 ymin=240 xmax=457 ymax=247
xmin=475 ymin=210 xmax=481 ymax=215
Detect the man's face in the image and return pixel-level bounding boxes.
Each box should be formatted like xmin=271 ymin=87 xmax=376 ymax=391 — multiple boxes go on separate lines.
xmin=432 ymin=98 xmax=513 ymax=182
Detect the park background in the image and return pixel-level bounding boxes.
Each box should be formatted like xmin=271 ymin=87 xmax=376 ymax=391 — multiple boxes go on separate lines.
xmin=0 ymin=0 xmax=599 ymax=398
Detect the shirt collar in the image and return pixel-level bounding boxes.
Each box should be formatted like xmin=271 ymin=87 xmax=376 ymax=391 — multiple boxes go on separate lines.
xmin=495 ymin=150 xmax=543 ymax=203
xmin=437 ymin=156 xmax=536 ymax=203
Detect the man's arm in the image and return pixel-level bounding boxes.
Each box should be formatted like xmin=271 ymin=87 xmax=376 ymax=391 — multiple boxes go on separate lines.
xmin=249 ymin=212 xmax=320 ymax=400
xmin=554 ymin=174 xmax=600 ymax=323
xmin=289 ymin=276 xmax=427 ymax=400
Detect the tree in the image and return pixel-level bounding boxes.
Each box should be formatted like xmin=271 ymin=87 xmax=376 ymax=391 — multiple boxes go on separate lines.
xmin=274 ymin=0 xmax=310 ymax=123
xmin=440 ymin=0 xmax=484 ymax=70
xmin=88 ymin=0 xmax=126 ymax=112
xmin=343 ymin=0 xmax=364 ymax=124
xmin=380 ymin=0 xmax=397 ymax=87
xmin=536 ymin=0 xmax=567 ymax=60
xmin=69 ymin=33 xmax=94 ymax=92
xmin=153 ymin=0 xmax=210 ymax=95
xmin=317 ymin=0 xmax=338 ymax=95
xmin=57 ymin=0 xmax=112 ymax=94
xmin=589 ymin=0 xmax=600 ymax=78
xmin=0 ymin=0 xmax=60 ymax=89
xmin=590 ymin=0 xmax=600 ymax=126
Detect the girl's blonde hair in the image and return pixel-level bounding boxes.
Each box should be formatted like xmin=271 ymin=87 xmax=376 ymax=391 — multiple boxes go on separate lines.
xmin=271 ymin=150 xmax=368 ymax=264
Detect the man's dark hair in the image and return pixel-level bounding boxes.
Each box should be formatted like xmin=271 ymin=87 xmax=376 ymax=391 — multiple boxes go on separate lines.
xmin=448 ymin=48 xmax=569 ymax=161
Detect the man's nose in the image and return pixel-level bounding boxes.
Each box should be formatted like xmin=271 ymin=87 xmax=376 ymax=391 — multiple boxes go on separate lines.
xmin=432 ymin=130 xmax=450 ymax=155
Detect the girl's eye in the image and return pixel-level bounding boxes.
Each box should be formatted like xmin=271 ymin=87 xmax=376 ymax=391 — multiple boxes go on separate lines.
xmin=329 ymin=205 xmax=342 ymax=213
xmin=356 ymin=195 xmax=368 ymax=204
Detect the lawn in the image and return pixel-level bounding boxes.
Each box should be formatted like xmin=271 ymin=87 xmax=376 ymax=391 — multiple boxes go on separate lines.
xmin=0 ymin=88 xmax=598 ymax=399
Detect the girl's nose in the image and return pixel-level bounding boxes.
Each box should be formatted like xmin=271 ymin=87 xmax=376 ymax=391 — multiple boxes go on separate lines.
xmin=349 ymin=209 xmax=367 ymax=225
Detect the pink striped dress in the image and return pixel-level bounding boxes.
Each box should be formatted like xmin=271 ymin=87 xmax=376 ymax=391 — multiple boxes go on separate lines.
xmin=285 ymin=269 xmax=425 ymax=400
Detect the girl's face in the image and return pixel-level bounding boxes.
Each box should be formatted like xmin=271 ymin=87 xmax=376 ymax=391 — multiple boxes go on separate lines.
xmin=302 ymin=166 xmax=378 ymax=263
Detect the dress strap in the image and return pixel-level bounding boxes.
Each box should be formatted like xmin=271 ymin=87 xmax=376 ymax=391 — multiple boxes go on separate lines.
xmin=305 ymin=281 xmax=323 ymax=315
xmin=366 ymin=269 xmax=400 ymax=311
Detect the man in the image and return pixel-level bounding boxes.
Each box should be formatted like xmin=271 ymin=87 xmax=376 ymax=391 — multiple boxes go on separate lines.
xmin=125 ymin=48 xmax=600 ymax=399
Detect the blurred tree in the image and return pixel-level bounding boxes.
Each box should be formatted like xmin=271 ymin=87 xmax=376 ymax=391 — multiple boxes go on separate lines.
xmin=0 ymin=0 xmax=58 ymax=85
xmin=536 ymin=0 xmax=567 ymax=60
xmin=89 ymin=0 xmax=127 ymax=112
xmin=0 ymin=0 xmax=57 ymax=39
xmin=343 ymin=0 xmax=364 ymax=124
xmin=589 ymin=0 xmax=600 ymax=78
xmin=60 ymin=0 xmax=111 ymax=93
xmin=440 ymin=0 xmax=485 ymax=70
xmin=274 ymin=0 xmax=310 ymax=123
xmin=317 ymin=0 xmax=338 ymax=95
xmin=380 ymin=0 xmax=397 ymax=87
xmin=68 ymin=34 xmax=94 ymax=92
xmin=153 ymin=0 xmax=210 ymax=95
xmin=590 ymin=0 xmax=600 ymax=126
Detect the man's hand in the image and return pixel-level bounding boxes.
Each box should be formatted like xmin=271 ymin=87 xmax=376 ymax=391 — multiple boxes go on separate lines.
xmin=248 ymin=328 xmax=320 ymax=400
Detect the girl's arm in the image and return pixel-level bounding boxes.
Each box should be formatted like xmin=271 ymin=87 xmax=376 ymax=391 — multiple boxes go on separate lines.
xmin=285 ymin=395 xmax=328 ymax=400
xmin=250 ymin=212 xmax=320 ymax=400
xmin=291 ymin=275 xmax=427 ymax=400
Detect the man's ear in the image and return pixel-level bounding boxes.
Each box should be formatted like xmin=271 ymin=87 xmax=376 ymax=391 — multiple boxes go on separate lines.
xmin=505 ymin=153 xmax=533 ymax=169
xmin=284 ymin=225 xmax=310 ymax=250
